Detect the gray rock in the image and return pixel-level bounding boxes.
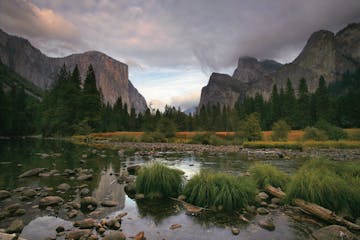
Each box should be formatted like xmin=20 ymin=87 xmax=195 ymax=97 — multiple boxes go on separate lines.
xmin=258 ymin=218 xmax=275 ymax=231
xmin=6 ymin=219 xmax=24 ymax=233
xmin=39 ymin=196 xmax=64 ymax=208
xmin=311 ymin=225 xmax=358 ymax=240
xmin=0 ymin=190 xmax=11 ymax=200
xmin=19 ymin=168 xmax=46 ymax=178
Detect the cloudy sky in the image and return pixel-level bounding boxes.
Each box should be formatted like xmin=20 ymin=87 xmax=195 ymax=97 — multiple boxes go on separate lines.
xmin=1 ymin=0 xmax=359 ymax=110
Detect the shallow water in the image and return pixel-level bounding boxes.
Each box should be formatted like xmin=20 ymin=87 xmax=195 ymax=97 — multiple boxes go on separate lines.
xmin=0 ymin=139 xmax=315 ymax=240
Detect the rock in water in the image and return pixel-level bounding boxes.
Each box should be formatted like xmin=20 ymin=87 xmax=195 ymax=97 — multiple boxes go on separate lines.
xmin=101 ymin=200 xmax=118 ymax=207
xmin=57 ymin=183 xmax=71 ymax=191
xmin=231 ymin=227 xmax=240 ymax=235
xmin=80 ymin=197 xmax=98 ymax=212
xmin=74 ymin=218 xmax=96 ymax=229
xmin=6 ymin=219 xmax=24 ymax=233
xmin=102 ymin=232 xmax=126 ymax=240
xmin=19 ymin=168 xmax=46 ymax=178
xmin=66 ymin=230 xmax=92 ymax=240
xmin=258 ymin=218 xmax=275 ymax=231
xmin=311 ymin=225 xmax=358 ymax=240
xmin=39 ymin=196 xmax=64 ymax=208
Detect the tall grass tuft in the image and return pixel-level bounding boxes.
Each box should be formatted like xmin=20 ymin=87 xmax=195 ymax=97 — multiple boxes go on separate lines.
xmin=286 ymin=158 xmax=360 ymax=217
xmin=249 ymin=163 xmax=290 ymax=189
xmin=183 ymin=171 xmax=256 ymax=212
xmin=135 ymin=162 xmax=184 ymax=199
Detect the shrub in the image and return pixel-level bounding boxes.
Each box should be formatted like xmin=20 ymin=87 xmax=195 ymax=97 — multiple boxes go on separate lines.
xmin=271 ymin=120 xmax=291 ymax=141
xmin=249 ymin=163 xmax=290 ymax=189
xmin=135 ymin=162 xmax=184 ymax=199
xmin=237 ymin=113 xmax=263 ymax=141
xmin=315 ymin=119 xmax=347 ymax=140
xmin=157 ymin=118 xmax=177 ymax=138
xmin=189 ymin=132 xmax=226 ymax=145
xmin=140 ymin=131 xmax=166 ymax=142
xmin=302 ymin=127 xmax=328 ymax=141
xmin=183 ymin=171 xmax=256 ymax=212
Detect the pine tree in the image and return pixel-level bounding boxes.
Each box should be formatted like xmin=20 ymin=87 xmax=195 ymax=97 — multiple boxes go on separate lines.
xmin=314 ymin=76 xmax=330 ymax=122
xmin=295 ymin=78 xmax=311 ymax=129
xmin=284 ymin=79 xmax=296 ymax=126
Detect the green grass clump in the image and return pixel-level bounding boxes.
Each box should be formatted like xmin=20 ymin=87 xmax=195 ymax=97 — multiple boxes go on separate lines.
xmin=183 ymin=171 xmax=256 ymax=212
xmin=286 ymin=158 xmax=360 ymax=217
xmin=135 ymin=162 xmax=184 ymax=199
xmin=249 ymin=163 xmax=290 ymax=189
xmin=189 ymin=132 xmax=226 ymax=145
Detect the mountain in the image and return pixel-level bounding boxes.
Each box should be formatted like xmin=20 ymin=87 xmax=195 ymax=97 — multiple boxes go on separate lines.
xmin=0 ymin=29 xmax=147 ymax=112
xmin=199 ymin=23 xmax=360 ymax=108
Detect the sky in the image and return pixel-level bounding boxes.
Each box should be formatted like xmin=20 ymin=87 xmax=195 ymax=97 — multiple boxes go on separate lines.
xmin=0 ymin=0 xmax=359 ymax=111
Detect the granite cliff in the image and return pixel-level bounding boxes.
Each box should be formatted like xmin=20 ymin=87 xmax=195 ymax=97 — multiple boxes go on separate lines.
xmin=199 ymin=23 xmax=360 ymax=108
xmin=0 ymin=29 xmax=147 ymax=112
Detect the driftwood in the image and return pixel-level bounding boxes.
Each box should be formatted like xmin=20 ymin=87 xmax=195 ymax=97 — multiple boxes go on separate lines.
xmin=293 ymin=199 xmax=360 ymax=231
xmin=264 ymin=185 xmax=360 ymax=231
xmin=170 ymin=197 xmax=205 ymax=214
xmin=265 ymin=185 xmax=286 ymax=199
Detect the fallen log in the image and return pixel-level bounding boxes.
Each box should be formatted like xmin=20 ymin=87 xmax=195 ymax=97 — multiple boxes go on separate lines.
xmin=265 ymin=185 xmax=286 ymax=199
xmin=293 ymin=199 xmax=360 ymax=231
xmin=264 ymin=185 xmax=360 ymax=231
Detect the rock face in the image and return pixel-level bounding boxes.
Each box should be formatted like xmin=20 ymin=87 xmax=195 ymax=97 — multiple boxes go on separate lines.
xmin=199 ymin=23 xmax=360 ymax=108
xmin=0 ymin=29 xmax=147 ymax=112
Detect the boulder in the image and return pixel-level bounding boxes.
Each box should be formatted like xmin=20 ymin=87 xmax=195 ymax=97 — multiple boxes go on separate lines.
xmin=0 ymin=190 xmax=11 ymax=200
xmin=311 ymin=225 xmax=358 ymax=240
xmin=39 ymin=196 xmax=64 ymax=208
xmin=19 ymin=168 xmax=46 ymax=178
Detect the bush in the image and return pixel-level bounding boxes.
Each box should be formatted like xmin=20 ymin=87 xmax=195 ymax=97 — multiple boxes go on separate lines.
xmin=315 ymin=119 xmax=347 ymax=140
xmin=286 ymin=158 xmax=360 ymax=217
xmin=183 ymin=171 xmax=256 ymax=212
xmin=302 ymin=127 xmax=328 ymax=141
xmin=271 ymin=120 xmax=291 ymax=141
xmin=189 ymin=132 xmax=226 ymax=145
xmin=237 ymin=113 xmax=262 ymax=141
xmin=140 ymin=131 xmax=166 ymax=142
xmin=249 ymin=163 xmax=290 ymax=189
xmin=135 ymin=162 xmax=184 ymax=199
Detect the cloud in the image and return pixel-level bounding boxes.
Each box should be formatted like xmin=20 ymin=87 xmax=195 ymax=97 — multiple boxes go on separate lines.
xmin=170 ymin=91 xmax=200 ymax=111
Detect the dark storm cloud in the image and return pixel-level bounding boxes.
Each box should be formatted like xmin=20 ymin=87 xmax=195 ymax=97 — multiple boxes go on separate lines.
xmin=1 ymin=0 xmax=359 ymax=68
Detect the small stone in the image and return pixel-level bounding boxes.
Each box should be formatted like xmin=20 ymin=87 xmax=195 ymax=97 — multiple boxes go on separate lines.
xmin=6 ymin=219 xmax=24 ymax=233
xmin=81 ymin=154 xmax=87 ymax=159
xmin=80 ymin=188 xmax=90 ymax=197
xmin=13 ymin=209 xmax=26 ymax=216
xmin=260 ymin=201 xmax=268 ymax=207
xmin=257 ymin=207 xmax=269 ymax=215
xmin=258 ymin=192 xmax=269 ymax=200
xmin=134 ymin=231 xmax=145 ymax=240
xmin=77 ymin=174 xmax=93 ymax=181
xmin=105 ymin=219 xmax=121 ymax=230
xmin=39 ymin=196 xmax=64 ymax=208
xmin=258 ymin=218 xmax=275 ymax=231
xmin=5 ymin=204 xmax=22 ymax=214
xmin=56 ymin=226 xmax=65 ymax=233
xmin=177 ymin=195 xmax=186 ymax=201
xmin=66 ymin=230 xmax=91 ymax=240
xmin=245 ymin=205 xmax=257 ymax=214
xmin=103 ymin=232 xmax=126 ymax=240
xmin=101 ymin=200 xmax=118 ymax=207
xmin=19 ymin=168 xmax=46 ymax=178
xmin=271 ymin=197 xmax=282 ymax=205
xmin=135 ymin=194 xmax=144 ymax=200
xmin=0 ymin=232 xmax=17 ymax=240
xmin=74 ymin=218 xmax=96 ymax=229
xmin=0 ymin=190 xmax=11 ymax=200
xmin=169 ymin=224 xmax=182 ymax=230
xmin=231 ymin=227 xmax=240 ymax=235
xmin=57 ymin=183 xmax=71 ymax=192
xmin=21 ymin=189 xmax=37 ymax=199
xmin=268 ymin=203 xmax=279 ymax=209
xmin=80 ymin=197 xmax=98 ymax=212
xmin=97 ymin=227 xmax=106 ymax=234
xmin=116 ymin=212 xmax=128 ymax=220
xmin=67 ymin=209 xmax=78 ymax=218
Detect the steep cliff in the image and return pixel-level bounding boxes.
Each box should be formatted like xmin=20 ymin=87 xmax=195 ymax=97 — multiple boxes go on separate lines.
xmin=198 ymin=23 xmax=360 ymax=108
xmin=0 ymin=29 xmax=147 ymax=112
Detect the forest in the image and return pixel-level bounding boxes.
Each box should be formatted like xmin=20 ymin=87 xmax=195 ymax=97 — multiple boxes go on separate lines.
xmin=0 ymin=63 xmax=359 ymax=137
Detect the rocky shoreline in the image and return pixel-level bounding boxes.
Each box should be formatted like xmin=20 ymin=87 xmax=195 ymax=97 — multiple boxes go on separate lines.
xmin=86 ymin=140 xmax=360 ymax=161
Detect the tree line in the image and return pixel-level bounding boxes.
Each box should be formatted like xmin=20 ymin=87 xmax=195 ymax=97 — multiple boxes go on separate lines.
xmin=0 ymin=64 xmax=359 ymax=137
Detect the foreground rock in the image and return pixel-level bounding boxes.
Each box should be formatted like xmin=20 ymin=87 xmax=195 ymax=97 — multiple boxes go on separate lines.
xmin=0 ymin=190 xmax=11 ymax=200
xmin=311 ymin=225 xmax=358 ymax=240
xmin=66 ymin=229 xmax=92 ymax=240
xmin=57 ymin=183 xmax=71 ymax=191
xmin=39 ymin=196 xmax=64 ymax=208
xmin=74 ymin=218 xmax=96 ymax=229
xmin=19 ymin=168 xmax=46 ymax=178
xmin=6 ymin=219 xmax=24 ymax=233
